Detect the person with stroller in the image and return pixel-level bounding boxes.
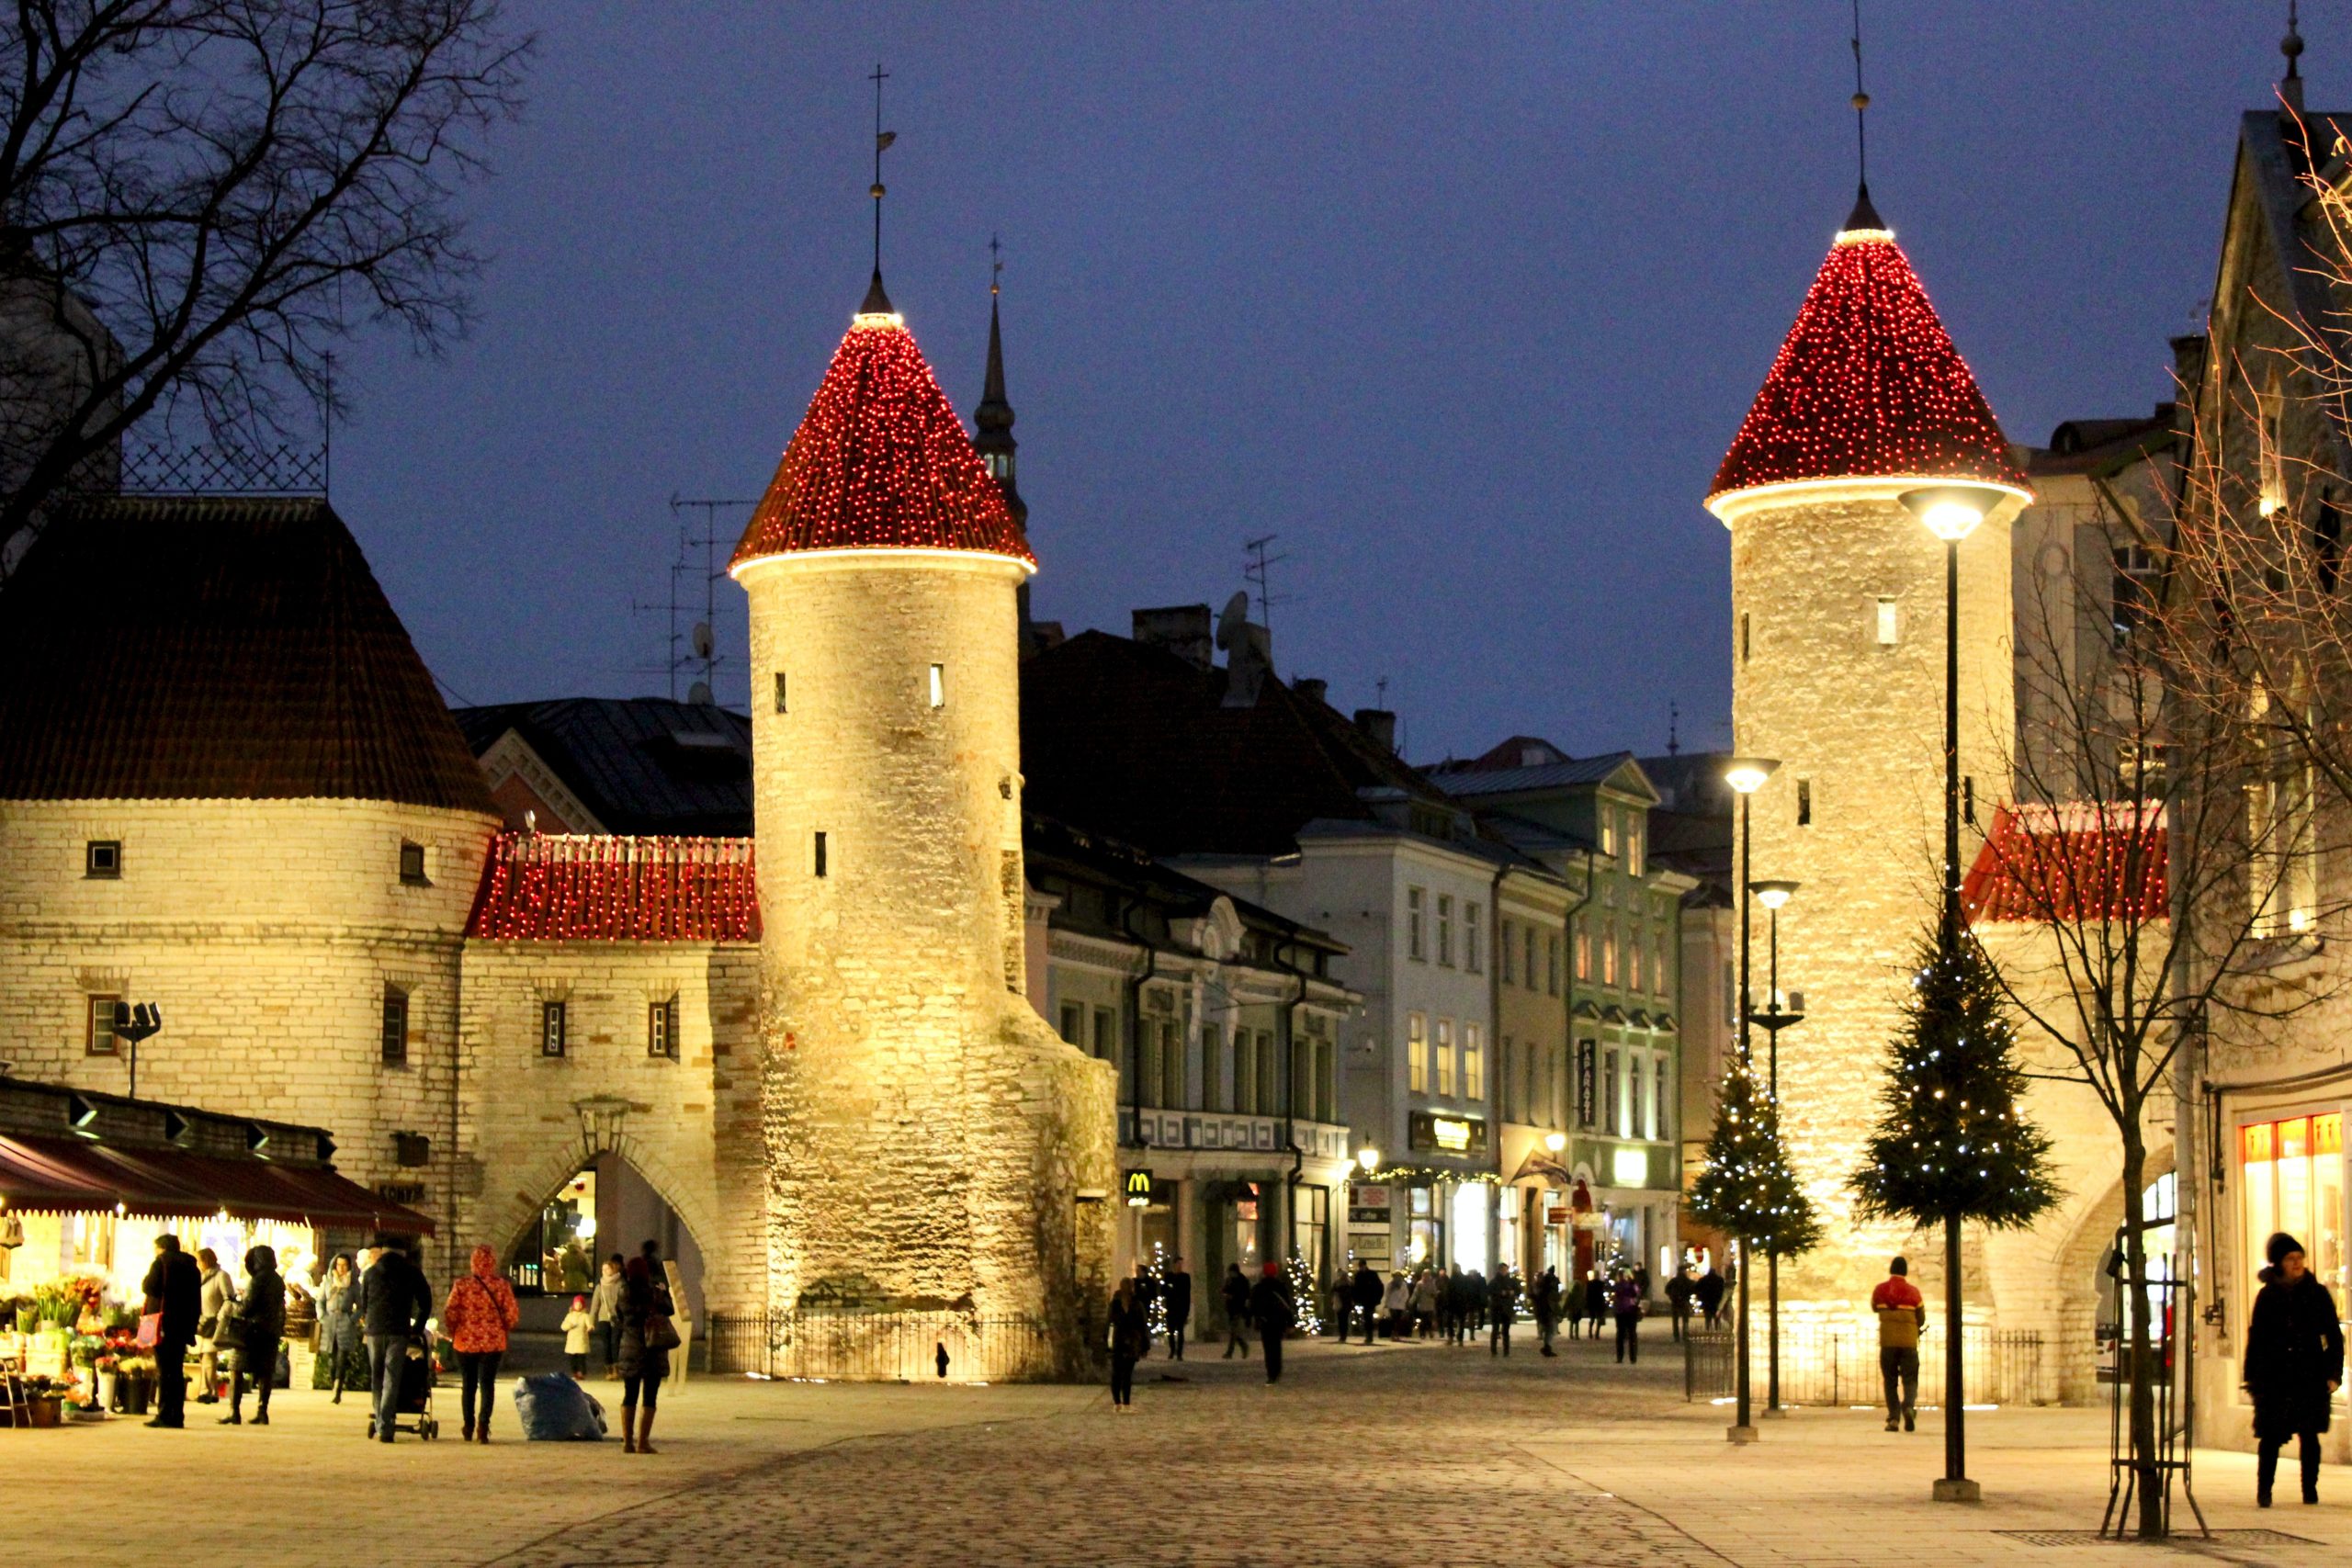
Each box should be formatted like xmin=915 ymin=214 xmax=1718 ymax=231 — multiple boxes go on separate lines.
xmin=220 ymin=1245 xmax=286 ymax=1426
xmin=618 ymin=1254 xmax=675 ymax=1454
xmin=356 ymin=1235 xmax=431 ymax=1444
xmin=445 ymin=1245 xmax=522 ymax=1442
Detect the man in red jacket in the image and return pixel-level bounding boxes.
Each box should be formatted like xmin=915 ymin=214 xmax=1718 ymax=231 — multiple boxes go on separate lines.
xmin=1871 ymin=1257 xmax=1927 ymax=1432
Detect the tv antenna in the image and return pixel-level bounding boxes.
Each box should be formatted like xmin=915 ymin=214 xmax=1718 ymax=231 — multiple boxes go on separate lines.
xmin=1242 ymin=533 xmax=1295 ymax=641
xmin=631 ymin=496 xmax=755 ymax=704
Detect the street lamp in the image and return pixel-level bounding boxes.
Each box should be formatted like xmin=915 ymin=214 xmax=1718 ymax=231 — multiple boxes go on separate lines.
xmin=1357 ymin=1145 xmax=1380 ymax=1174
xmin=1746 ymin=878 xmax=1803 ymax=1419
xmin=1899 ymin=481 xmax=2006 ymax=1505
xmin=1721 ymin=755 xmax=1778 ymax=1444
xmin=1544 ymin=1132 xmax=1566 ymax=1154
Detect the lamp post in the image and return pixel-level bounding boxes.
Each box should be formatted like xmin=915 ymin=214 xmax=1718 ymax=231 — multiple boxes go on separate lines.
xmin=1899 ymin=482 xmax=2005 ymax=1505
xmin=1747 ymin=879 xmax=1802 ymax=1417
xmin=1721 ymin=755 xmax=1778 ymax=1444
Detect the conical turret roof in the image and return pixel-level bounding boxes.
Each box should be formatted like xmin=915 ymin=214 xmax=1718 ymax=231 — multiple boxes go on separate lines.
xmin=1707 ymin=195 xmax=2030 ymax=515
xmin=731 ymin=285 xmax=1035 ymax=570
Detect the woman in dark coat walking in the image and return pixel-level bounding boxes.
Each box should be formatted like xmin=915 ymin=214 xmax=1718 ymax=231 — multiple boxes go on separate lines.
xmin=2245 ymin=1231 xmax=2344 ymax=1506
xmin=223 ymin=1246 xmax=286 ymax=1425
xmin=1106 ymin=1278 xmax=1148 ymax=1410
xmin=316 ymin=1252 xmax=367 ymax=1400
xmin=616 ymin=1256 xmax=675 ymax=1455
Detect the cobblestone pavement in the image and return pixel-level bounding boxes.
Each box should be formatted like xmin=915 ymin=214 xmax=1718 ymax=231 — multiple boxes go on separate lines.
xmin=38 ymin=1330 xmax=2352 ymax=1568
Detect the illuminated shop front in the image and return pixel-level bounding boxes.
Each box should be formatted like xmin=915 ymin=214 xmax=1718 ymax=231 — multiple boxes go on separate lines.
xmin=2238 ymin=1112 xmax=2346 ymax=1305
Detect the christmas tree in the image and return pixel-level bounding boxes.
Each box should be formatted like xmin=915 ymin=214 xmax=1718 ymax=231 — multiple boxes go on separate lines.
xmin=1283 ymin=1253 xmax=1322 ymax=1336
xmin=1688 ymin=1050 xmax=1822 ymax=1256
xmin=1852 ymin=931 xmax=2060 ymax=1230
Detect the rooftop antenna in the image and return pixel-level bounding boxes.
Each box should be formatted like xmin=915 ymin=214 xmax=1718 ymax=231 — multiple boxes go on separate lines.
xmin=1242 ymin=532 xmax=1294 ymax=640
xmin=1668 ymin=700 xmax=1681 ymax=757
xmin=1374 ymin=675 xmax=1390 ymax=707
xmin=990 ymin=232 xmax=1002 ymax=296
xmin=633 ymin=496 xmax=755 ymax=703
xmin=869 ymin=62 xmax=894 ymax=279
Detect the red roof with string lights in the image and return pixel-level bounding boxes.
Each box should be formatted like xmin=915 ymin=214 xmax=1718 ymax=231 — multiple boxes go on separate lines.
xmin=1709 ymin=190 xmax=2030 ymax=505
xmin=1961 ymin=803 xmax=2167 ymax=925
xmin=731 ymin=275 xmax=1034 ymax=569
xmin=466 ymin=832 xmax=761 ymax=942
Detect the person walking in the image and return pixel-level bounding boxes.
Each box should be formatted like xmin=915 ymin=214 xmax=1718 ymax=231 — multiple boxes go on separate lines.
xmin=2245 ymin=1231 xmax=2345 ymax=1506
xmin=1381 ymin=1269 xmax=1410 ymax=1340
xmin=1107 ymin=1278 xmax=1148 ymax=1410
xmin=318 ymin=1253 xmax=366 ymax=1403
xmin=1351 ymin=1262 xmax=1383 ymax=1345
xmin=1871 ymin=1255 xmax=1926 ymax=1433
xmin=141 ymin=1233 xmax=202 ymax=1429
xmin=1533 ymin=1266 xmax=1562 ymax=1357
xmin=1665 ymin=1265 xmax=1696 ymax=1343
xmin=1164 ymin=1258 xmax=1193 ymax=1360
xmin=220 ymin=1245 xmax=286 ymax=1426
xmin=194 ymin=1247 xmax=236 ymax=1404
xmin=444 ymin=1245 xmax=521 ymax=1442
xmin=617 ymin=1255 xmax=675 ymax=1454
xmin=1412 ymin=1267 xmax=1442 ymax=1338
xmin=591 ymin=1253 xmax=627 ymax=1380
xmin=1221 ymin=1264 xmax=1254 ymax=1358
xmin=356 ymin=1235 xmax=431 ymax=1444
xmin=1250 ymin=1261 xmax=1295 ymax=1383
xmin=1694 ymin=1264 xmax=1725 ymax=1330
xmin=1488 ymin=1264 xmax=1519 ymax=1357
xmin=1611 ymin=1270 xmax=1645 ymax=1364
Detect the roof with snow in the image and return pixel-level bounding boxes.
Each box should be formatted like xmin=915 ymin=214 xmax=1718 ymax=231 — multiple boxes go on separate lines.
xmin=1708 ymin=192 xmax=2030 ymax=510
xmin=731 ymin=283 xmax=1033 ymax=569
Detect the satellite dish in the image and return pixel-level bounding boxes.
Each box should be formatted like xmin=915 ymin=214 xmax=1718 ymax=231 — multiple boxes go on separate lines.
xmin=692 ymin=621 xmax=714 ymax=660
xmin=687 ymin=680 xmax=714 ymax=706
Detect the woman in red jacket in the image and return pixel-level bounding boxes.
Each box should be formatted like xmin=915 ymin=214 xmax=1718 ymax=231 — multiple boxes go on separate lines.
xmin=444 ymin=1245 xmax=521 ymax=1443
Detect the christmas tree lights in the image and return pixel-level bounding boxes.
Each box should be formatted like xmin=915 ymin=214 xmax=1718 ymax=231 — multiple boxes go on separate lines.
xmin=1687 ymin=1052 xmax=1821 ymax=1258
xmin=1852 ymin=931 xmax=2060 ymax=1230
xmin=731 ymin=305 xmax=1035 ymax=569
xmin=466 ymin=831 xmax=762 ymax=942
xmin=1709 ymin=217 xmax=2030 ymax=504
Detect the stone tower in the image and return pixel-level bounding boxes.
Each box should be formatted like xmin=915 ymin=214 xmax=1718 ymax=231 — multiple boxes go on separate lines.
xmin=730 ymin=268 xmax=1114 ymax=1378
xmin=1707 ymin=189 xmax=2031 ymax=1309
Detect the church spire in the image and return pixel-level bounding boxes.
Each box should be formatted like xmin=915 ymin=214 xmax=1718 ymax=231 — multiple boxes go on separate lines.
xmin=972 ymin=237 xmax=1024 ymax=531
xmin=2282 ymin=1 xmax=2307 ymax=112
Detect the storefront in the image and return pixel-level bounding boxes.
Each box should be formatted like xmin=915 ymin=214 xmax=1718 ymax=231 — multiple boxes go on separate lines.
xmin=2237 ymin=1111 xmax=2346 ymax=1306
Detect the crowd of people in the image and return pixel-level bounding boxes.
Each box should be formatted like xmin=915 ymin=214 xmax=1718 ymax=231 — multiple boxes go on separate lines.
xmin=135 ymin=1228 xmax=679 ymax=1451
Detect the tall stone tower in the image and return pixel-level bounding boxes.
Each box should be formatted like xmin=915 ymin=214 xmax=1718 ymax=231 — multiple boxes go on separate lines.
xmin=730 ymin=267 xmax=1114 ymax=1377
xmin=1707 ymin=188 xmax=2031 ymax=1310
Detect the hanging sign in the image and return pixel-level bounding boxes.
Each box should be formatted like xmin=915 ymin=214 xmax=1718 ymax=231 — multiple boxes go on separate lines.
xmin=1123 ymin=1168 xmax=1157 ymax=1208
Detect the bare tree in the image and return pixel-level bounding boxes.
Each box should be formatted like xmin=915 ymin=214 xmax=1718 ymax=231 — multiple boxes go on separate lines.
xmin=1984 ymin=495 xmax=2350 ymax=1538
xmin=0 ymin=0 xmax=530 ymax=559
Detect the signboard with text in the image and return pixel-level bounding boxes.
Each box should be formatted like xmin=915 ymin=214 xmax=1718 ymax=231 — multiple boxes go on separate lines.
xmin=1408 ymin=1111 xmax=1488 ymax=1155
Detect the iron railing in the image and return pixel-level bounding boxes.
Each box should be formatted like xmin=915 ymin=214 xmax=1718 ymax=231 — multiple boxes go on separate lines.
xmin=706 ymin=1308 xmax=1087 ymax=1382
xmin=1682 ymin=1323 xmax=2052 ymax=1407
xmin=119 ymin=440 xmax=326 ymax=495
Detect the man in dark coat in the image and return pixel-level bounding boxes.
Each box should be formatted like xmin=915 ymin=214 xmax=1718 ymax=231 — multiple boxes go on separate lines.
xmin=1487 ymin=1263 xmax=1520 ymax=1357
xmin=355 ymin=1235 xmax=432 ymax=1444
xmin=1250 ymin=1261 xmax=1295 ymax=1383
xmin=141 ymin=1233 xmax=202 ymax=1428
xmin=1665 ymin=1266 xmax=1697 ymax=1341
xmin=1221 ymin=1264 xmax=1253 ymax=1358
xmin=1348 ymin=1261 xmax=1383 ymax=1345
xmin=1164 ymin=1258 xmax=1193 ymax=1359
xmin=1694 ymin=1264 xmax=1726 ymax=1328
xmin=2245 ymin=1231 xmax=2345 ymax=1506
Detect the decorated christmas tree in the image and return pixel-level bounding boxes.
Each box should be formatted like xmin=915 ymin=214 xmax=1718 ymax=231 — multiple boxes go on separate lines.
xmin=1853 ymin=931 xmax=2060 ymax=1231
xmin=1688 ymin=1050 xmax=1822 ymax=1257
xmin=1283 ymin=1253 xmax=1322 ymax=1336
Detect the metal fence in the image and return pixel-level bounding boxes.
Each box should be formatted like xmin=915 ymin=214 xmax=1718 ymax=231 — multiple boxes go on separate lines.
xmin=1683 ymin=1324 xmax=2053 ymax=1407
xmin=706 ymin=1309 xmax=1081 ymax=1382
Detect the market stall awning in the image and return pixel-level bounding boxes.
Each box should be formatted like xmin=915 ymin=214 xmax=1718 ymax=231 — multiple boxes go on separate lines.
xmin=0 ymin=1133 xmax=433 ymax=1234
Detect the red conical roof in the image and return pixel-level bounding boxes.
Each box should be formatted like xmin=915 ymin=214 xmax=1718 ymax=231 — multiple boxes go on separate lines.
xmin=732 ymin=295 xmax=1035 ymax=570
xmin=1708 ymin=206 xmax=2029 ymax=509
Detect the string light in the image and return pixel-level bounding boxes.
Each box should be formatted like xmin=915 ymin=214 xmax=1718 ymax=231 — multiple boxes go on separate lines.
xmin=1709 ymin=219 xmax=2029 ymax=503
xmin=466 ymin=831 xmax=761 ymax=942
xmin=1961 ymin=802 xmax=2168 ymax=924
xmin=730 ymin=305 xmax=1035 ymax=569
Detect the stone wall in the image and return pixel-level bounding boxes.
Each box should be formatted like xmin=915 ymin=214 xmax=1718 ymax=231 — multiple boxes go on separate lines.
xmin=741 ymin=550 xmax=1114 ymax=1377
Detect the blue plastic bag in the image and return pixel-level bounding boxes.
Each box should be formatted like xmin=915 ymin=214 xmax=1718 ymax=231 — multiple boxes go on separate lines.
xmin=511 ymin=1372 xmax=607 ymax=1440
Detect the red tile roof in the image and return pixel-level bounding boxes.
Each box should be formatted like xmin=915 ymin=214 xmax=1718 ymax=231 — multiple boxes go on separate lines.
xmin=1710 ymin=214 xmax=2030 ymax=504
xmin=465 ymin=832 xmax=760 ymax=942
xmin=731 ymin=301 xmax=1033 ymax=569
xmin=1962 ymin=803 xmax=2167 ymax=924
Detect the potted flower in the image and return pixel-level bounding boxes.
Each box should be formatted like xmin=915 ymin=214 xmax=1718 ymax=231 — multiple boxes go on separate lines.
xmin=93 ymin=1351 xmax=120 ymax=1412
xmin=112 ymin=1353 xmax=155 ymax=1415
xmin=23 ymin=1374 xmax=64 ymax=1427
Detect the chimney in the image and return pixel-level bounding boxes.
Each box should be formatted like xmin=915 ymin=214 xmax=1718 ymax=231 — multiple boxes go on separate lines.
xmin=1132 ymin=604 xmax=1214 ymax=671
xmin=1291 ymin=676 xmax=1328 ymax=706
xmin=1353 ymin=708 xmax=1397 ymax=753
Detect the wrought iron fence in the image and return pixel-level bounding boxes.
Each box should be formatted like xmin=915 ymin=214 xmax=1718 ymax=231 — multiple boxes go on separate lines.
xmin=1683 ymin=1323 xmax=2052 ymax=1407
xmin=119 ymin=440 xmax=326 ymax=495
xmin=707 ymin=1308 xmax=1084 ymax=1382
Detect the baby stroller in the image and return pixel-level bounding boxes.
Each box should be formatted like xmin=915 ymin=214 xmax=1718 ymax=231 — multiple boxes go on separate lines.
xmin=367 ymin=1337 xmax=442 ymax=1441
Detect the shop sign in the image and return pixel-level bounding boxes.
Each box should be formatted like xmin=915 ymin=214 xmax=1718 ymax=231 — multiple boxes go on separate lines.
xmin=1545 ymin=1206 xmax=1572 ymax=1226
xmin=1576 ymin=1041 xmax=1597 ymax=1127
xmin=1349 ymin=1182 xmax=1391 ymax=1224
xmin=1408 ymin=1111 xmax=1488 ymax=1155
xmin=375 ymin=1181 xmax=426 ymax=1204
xmin=1122 ymin=1168 xmax=1157 ymax=1208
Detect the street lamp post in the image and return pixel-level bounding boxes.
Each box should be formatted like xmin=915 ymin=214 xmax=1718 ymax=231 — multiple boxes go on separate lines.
xmin=1721 ymin=756 xmax=1779 ymax=1445
xmin=1747 ymin=880 xmax=1802 ymax=1418
xmin=1900 ymin=483 xmax=2006 ymax=1505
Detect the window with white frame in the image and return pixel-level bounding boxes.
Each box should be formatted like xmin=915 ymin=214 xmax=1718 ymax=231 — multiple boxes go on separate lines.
xmin=1463 ymin=1022 xmax=1484 ymax=1100
xmin=1435 ymin=1017 xmax=1455 ymax=1097
xmin=1464 ymin=903 xmax=1483 ymax=974
xmin=1407 ymin=1011 xmax=1428 ymax=1094
xmin=1406 ymin=886 xmax=1427 ymax=961
xmin=1436 ymin=895 xmax=1455 ymax=966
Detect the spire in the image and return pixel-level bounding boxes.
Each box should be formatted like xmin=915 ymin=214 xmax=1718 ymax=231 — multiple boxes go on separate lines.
xmin=865 ymin=62 xmax=897 ymax=315
xmin=1849 ymin=0 xmax=1875 ymax=223
xmin=971 ymin=236 xmax=1025 ymax=529
xmin=2282 ymin=1 xmax=2307 ymax=112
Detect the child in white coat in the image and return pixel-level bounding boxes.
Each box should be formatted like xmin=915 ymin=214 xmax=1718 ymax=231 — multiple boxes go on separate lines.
xmin=560 ymin=1294 xmax=594 ymax=1378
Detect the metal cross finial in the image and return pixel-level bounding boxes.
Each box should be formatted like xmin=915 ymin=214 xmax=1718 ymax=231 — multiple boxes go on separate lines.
xmin=1849 ymin=0 xmax=1871 ymax=189
xmin=869 ymin=62 xmax=894 ymax=274
xmin=990 ymin=232 xmax=1002 ymax=297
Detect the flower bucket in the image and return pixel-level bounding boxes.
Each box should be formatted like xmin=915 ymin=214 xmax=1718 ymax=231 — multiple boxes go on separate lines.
xmin=27 ymin=1396 xmax=62 ymax=1429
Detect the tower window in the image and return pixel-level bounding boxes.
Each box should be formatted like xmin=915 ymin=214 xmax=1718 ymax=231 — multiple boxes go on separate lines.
xmin=85 ymin=840 xmax=121 ymax=879
xmin=381 ymin=987 xmax=410 ymax=1067
xmin=398 ymin=840 xmax=429 ymax=886
xmin=1796 ymin=779 xmax=1812 ymax=827
xmin=86 ymin=995 xmax=120 ymax=1056
xmin=774 ymin=671 xmax=788 ymax=713
xmin=1741 ymin=612 xmax=1751 ymax=665
xmin=928 ymin=662 xmax=945 ymax=707
xmin=649 ymin=998 xmax=680 ymax=1060
xmin=540 ymin=1000 xmax=568 ymax=1058
xmin=1874 ymin=597 xmax=1899 ymax=646
xmin=813 ymin=831 xmax=829 ymax=878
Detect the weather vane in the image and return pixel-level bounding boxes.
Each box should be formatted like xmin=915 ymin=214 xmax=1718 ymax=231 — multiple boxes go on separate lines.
xmin=1849 ymin=0 xmax=1871 ymax=191
xmin=869 ymin=62 xmax=895 ymax=275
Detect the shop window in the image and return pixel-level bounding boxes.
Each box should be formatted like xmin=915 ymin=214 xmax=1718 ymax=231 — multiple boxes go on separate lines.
xmin=649 ymin=998 xmax=680 ymax=1060
xmin=399 ymin=840 xmax=429 ymax=886
xmin=2241 ymin=1114 xmax=2346 ymax=1308
xmin=541 ymin=1000 xmax=568 ymax=1058
xmin=85 ymin=840 xmax=121 ymax=879
xmin=1407 ymin=1012 xmax=1428 ymax=1094
xmin=381 ymin=987 xmax=409 ymax=1067
xmin=1295 ymin=1185 xmax=1329 ymax=1288
xmin=85 ymin=994 xmax=119 ymax=1056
